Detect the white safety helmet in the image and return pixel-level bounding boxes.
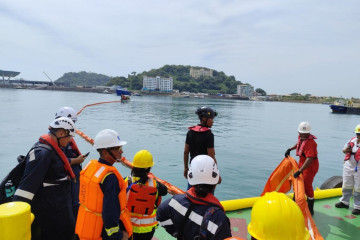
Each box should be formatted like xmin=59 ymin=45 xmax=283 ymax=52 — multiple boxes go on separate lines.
xmin=188 ymin=155 xmax=220 ymax=185
xmin=55 ymin=107 xmax=78 ymax=122
xmin=49 ymin=117 xmax=76 ymax=137
xmin=93 ymin=129 xmax=127 ymax=150
xmin=298 ymin=122 xmax=311 ymax=134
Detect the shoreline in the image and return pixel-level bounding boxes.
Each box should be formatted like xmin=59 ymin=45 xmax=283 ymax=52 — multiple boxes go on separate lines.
xmin=1 ymin=84 xmax=357 ymax=104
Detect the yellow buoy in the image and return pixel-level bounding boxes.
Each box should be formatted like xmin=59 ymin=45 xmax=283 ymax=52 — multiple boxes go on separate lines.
xmin=0 ymin=201 xmax=34 ymax=240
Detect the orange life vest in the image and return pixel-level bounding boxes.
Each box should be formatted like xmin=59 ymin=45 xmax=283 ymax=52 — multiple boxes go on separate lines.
xmin=75 ymin=160 xmax=132 ymax=239
xmin=188 ymin=125 xmax=211 ymax=132
xmin=344 ymin=137 xmax=360 ymax=161
xmin=296 ymin=134 xmax=317 ymax=157
xmin=125 ymin=177 xmax=160 ymax=233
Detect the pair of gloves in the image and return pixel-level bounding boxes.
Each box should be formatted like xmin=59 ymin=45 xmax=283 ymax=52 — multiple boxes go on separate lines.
xmin=284 ymin=148 xmax=302 ymax=178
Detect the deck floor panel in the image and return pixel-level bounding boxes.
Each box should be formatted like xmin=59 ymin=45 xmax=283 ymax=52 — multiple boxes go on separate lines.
xmin=153 ymin=197 xmax=360 ymax=239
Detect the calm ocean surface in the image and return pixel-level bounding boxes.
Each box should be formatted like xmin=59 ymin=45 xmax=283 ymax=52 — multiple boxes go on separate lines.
xmin=1 ymin=88 xmax=359 ymax=201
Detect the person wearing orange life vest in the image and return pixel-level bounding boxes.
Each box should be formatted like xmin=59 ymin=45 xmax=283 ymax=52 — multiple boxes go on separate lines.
xmin=125 ymin=150 xmax=167 ymax=240
xmin=335 ymin=124 xmax=360 ymax=215
xmin=248 ymin=192 xmax=310 ymax=240
xmin=184 ymin=107 xmax=218 ymax=189
xmin=13 ymin=117 xmax=77 ymax=240
xmin=55 ymin=107 xmax=87 ymax=226
xmin=284 ymin=121 xmax=319 ymax=215
xmin=75 ymin=129 xmax=132 ymax=240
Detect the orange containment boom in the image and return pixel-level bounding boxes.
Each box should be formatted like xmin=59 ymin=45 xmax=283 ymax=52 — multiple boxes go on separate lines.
xmin=119 ymin=156 xmax=185 ymax=195
xmin=261 ymin=156 xmax=323 ymax=240
xmin=77 ymin=100 xmax=122 ymax=115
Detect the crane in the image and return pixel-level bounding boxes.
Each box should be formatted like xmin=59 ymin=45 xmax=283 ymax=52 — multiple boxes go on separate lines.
xmin=43 ymin=71 xmax=53 ymax=83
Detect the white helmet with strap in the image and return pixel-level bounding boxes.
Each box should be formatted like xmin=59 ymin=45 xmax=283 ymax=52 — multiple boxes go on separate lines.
xmin=188 ymin=155 xmax=219 ymax=185
xmin=55 ymin=107 xmax=78 ymax=122
xmin=49 ymin=117 xmax=76 ymax=137
xmin=93 ymin=129 xmax=127 ymax=149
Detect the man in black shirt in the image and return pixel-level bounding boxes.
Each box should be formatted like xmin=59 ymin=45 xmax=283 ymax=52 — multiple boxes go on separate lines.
xmin=183 ymin=107 xmax=217 ymax=188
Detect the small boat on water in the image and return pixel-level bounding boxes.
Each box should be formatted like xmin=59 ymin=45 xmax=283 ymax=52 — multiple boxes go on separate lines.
xmin=115 ymin=87 xmax=131 ymax=96
xmin=329 ymin=99 xmax=360 ymax=115
xmin=98 ymin=89 xmax=112 ymax=94
xmin=121 ymin=95 xmax=130 ymax=102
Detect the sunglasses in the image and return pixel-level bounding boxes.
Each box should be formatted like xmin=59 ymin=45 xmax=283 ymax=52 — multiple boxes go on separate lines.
xmin=110 ymin=146 xmax=123 ymax=152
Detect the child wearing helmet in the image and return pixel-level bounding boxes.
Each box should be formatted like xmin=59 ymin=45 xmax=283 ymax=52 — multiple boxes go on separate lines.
xmin=335 ymin=124 xmax=360 ymax=215
xmin=13 ymin=117 xmax=77 ymax=240
xmin=284 ymin=121 xmax=319 ymax=215
xmin=125 ymin=150 xmax=168 ymax=240
xmin=248 ymin=192 xmax=310 ymax=240
xmin=55 ymin=107 xmax=87 ymax=227
xmin=184 ymin=106 xmax=218 ymax=189
xmin=157 ymin=155 xmax=232 ymax=240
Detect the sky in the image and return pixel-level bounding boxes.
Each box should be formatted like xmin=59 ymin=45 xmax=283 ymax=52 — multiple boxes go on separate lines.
xmin=1 ymin=0 xmax=360 ymax=98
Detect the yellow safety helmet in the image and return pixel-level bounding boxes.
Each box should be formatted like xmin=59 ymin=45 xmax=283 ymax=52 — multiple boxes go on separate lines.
xmin=247 ymin=192 xmax=309 ymax=240
xmin=355 ymin=124 xmax=360 ymax=134
xmin=132 ymin=150 xmax=154 ymax=168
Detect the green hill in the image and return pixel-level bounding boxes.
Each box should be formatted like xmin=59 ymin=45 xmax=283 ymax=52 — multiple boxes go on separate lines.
xmin=55 ymin=71 xmax=111 ymax=87
xmin=107 ymin=65 xmax=243 ymax=94
xmin=54 ymin=66 xmax=247 ymax=94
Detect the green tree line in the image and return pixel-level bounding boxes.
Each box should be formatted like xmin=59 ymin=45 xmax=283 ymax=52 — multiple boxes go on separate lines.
xmin=54 ymin=65 xmax=268 ymax=95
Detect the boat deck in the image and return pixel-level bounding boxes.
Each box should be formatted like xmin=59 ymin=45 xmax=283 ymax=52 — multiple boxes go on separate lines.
xmin=153 ymin=197 xmax=360 ymax=239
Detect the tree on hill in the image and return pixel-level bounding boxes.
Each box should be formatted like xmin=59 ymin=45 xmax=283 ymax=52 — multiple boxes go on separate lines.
xmin=55 ymin=71 xmax=111 ymax=87
xmin=255 ymin=88 xmax=267 ymax=96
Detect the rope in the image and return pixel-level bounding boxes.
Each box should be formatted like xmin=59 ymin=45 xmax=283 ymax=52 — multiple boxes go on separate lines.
xmin=75 ymin=101 xmax=185 ymax=195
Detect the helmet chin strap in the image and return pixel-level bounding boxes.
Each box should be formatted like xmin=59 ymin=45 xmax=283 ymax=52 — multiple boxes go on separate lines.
xmin=201 ymin=118 xmax=209 ymax=128
xmin=106 ymin=149 xmax=118 ymax=162
xmin=49 ymin=131 xmax=62 ymax=147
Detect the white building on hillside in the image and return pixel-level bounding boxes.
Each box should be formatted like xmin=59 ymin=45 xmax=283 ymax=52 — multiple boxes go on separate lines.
xmin=237 ymin=84 xmax=254 ymax=98
xmin=143 ymin=76 xmax=173 ymax=92
xmin=190 ymin=67 xmax=213 ymax=79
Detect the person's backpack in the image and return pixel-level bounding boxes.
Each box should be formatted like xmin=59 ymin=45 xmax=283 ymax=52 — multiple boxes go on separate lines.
xmin=0 ymin=143 xmax=52 ymax=204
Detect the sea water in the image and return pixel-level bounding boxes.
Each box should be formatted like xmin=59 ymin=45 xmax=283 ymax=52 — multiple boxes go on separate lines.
xmin=0 ymin=88 xmax=358 ymax=200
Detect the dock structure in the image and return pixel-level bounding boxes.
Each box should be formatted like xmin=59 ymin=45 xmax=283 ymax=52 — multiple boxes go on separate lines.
xmin=0 ymin=70 xmax=20 ymax=84
xmin=0 ymin=69 xmax=54 ymax=86
xmin=6 ymin=79 xmax=54 ymax=86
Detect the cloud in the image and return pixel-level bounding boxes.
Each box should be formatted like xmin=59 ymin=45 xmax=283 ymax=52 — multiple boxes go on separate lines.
xmin=1 ymin=0 xmax=360 ymax=97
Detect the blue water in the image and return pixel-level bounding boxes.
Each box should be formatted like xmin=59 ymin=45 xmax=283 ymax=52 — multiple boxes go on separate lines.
xmin=1 ymin=88 xmax=358 ymax=200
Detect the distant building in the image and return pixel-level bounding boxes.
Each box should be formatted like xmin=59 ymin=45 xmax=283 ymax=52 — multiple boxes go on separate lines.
xmin=237 ymin=84 xmax=254 ymax=98
xmin=142 ymin=76 xmax=173 ymax=92
xmin=190 ymin=67 xmax=213 ymax=79
xmin=0 ymin=69 xmax=20 ymax=84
